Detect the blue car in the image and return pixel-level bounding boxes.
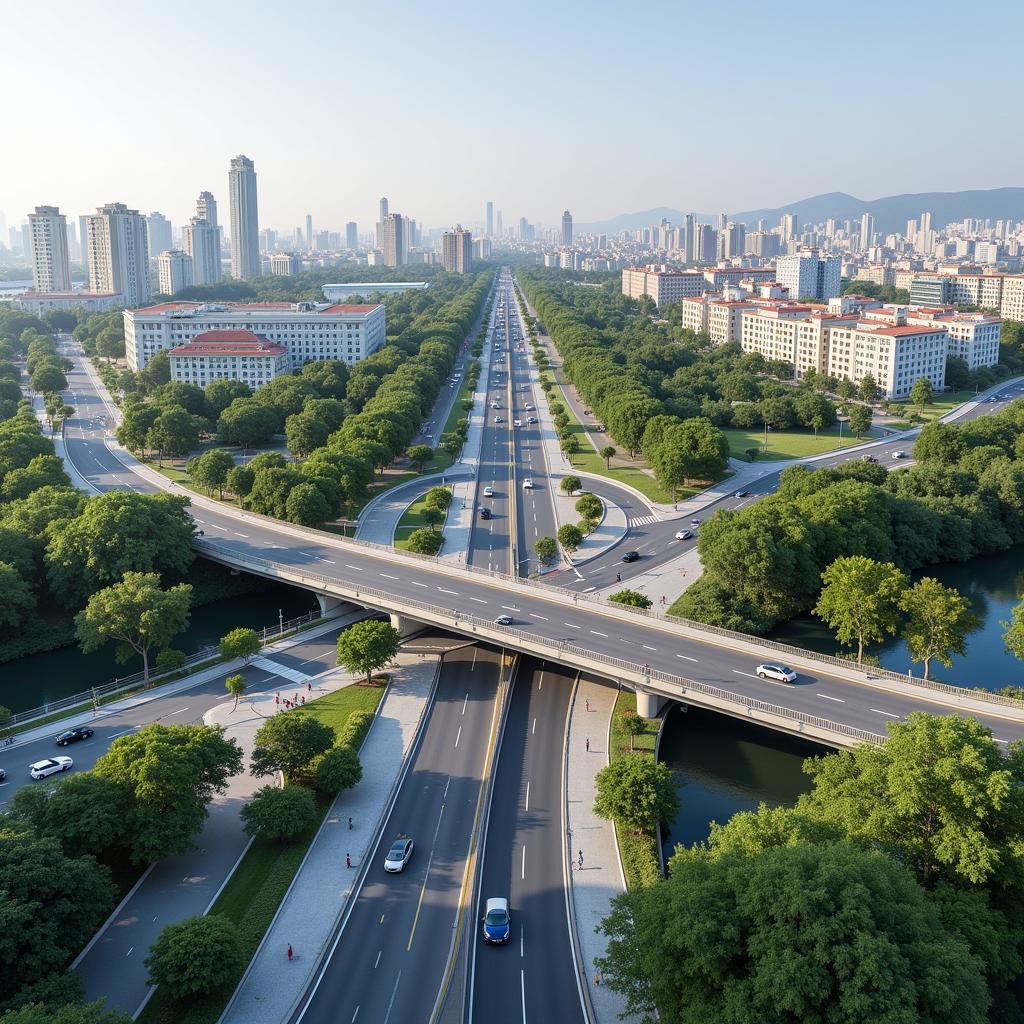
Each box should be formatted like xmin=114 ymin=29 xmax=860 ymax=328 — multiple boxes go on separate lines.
xmin=483 ymin=897 xmax=510 ymax=944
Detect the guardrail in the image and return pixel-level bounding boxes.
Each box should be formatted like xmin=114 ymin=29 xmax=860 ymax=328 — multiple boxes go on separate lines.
xmin=196 ymin=542 xmax=886 ymax=747
xmin=2 ymin=610 xmax=321 ymax=731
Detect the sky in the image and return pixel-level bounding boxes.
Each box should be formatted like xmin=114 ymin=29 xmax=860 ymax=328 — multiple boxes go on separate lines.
xmin=2 ymin=0 xmax=1022 ymax=236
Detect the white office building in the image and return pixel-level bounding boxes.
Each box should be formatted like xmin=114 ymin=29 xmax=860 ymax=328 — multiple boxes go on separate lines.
xmin=28 ymin=205 xmax=72 ymax=293
xmin=442 ymin=226 xmax=473 ymax=273
xmin=621 ymin=266 xmax=705 ymax=306
xmin=270 ymin=252 xmax=302 ymax=276
xmin=182 ymin=217 xmax=221 ymax=286
xmin=776 ymin=252 xmax=841 ymax=302
xmin=125 ymin=300 xmax=386 ymax=371
xmin=146 ymin=212 xmax=172 ymax=259
xmin=15 ymin=291 xmax=122 ymax=314
xmin=86 ymin=203 xmax=151 ymax=307
xmin=228 ymin=155 xmax=260 ymax=280
xmin=157 ymin=250 xmax=194 ymax=296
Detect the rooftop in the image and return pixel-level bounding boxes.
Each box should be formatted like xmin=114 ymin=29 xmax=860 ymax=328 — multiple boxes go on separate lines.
xmin=131 ymin=300 xmax=382 ymax=316
xmin=169 ymin=330 xmax=288 ymax=358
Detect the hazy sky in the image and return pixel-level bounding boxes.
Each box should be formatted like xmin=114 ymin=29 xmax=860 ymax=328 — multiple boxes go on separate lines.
xmin=3 ymin=0 xmax=1021 ymax=234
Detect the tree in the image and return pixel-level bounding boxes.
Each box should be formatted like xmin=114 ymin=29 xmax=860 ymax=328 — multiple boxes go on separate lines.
xmin=535 ymin=536 xmax=557 ymax=563
xmin=116 ymin=403 xmax=159 ymax=455
xmin=618 ymin=708 xmax=646 ymax=751
xmin=421 ymin=504 xmax=444 ymax=531
xmin=285 ymin=411 xmax=329 ymax=459
xmin=913 ymin=420 xmax=967 ymax=466
xmin=609 ymin=589 xmax=653 ymax=610
xmin=847 ymin=403 xmax=873 ymax=437
xmin=557 ymin=523 xmax=583 ymax=553
xmin=835 ymin=377 xmax=857 ymax=400
xmin=250 ymin=714 xmax=335 ymax=782
xmin=285 ymin=481 xmax=331 ymax=526
xmin=407 ymin=527 xmax=443 ymax=554
xmin=240 ymin=784 xmax=318 ymax=841
xmin=0 ymin=1002 xmax=133 ymax=1024
xmin=93 ymin=723 xmax=243 ymax=864
xmin=226 ymin=463 xmax=255 ymax=506
xmin=311 ymin=744 xmax=363 ymax=795
xmin=0 ymin=560 xmax=35 ymax=628
xmin=560 ymin=475 xmax=582 ymax=496
xmin=598 ymin=842 xmax=988 ymax=1024
xmin=1003 ymin=599 xmax=1024 ymax=661
xmin=217 ymin=398 xmax=279 ymax=448
xmin=145 ymin=915 xmax=245 ymax=1000
xmin=146 ymin=405 xmax=201 ymax=463
xmin=30 ymin=363 xmax=67 ymax=393
xmin=600 ymin=445 xmax=616 ymax=468
xmin=560 ymin=435 xmax=581 ymax=462
xmin=575 ymin=493 xmax=602 ymax=522
xmin=336 ymin=620 xmax=401 ymax=687
xmin=224 ymin=673 xmax=246 ymax=709
xmin=593 ymin=756 xmax=678 ymax=833
xmin=899 ymin=578 xmax=978 ymax=679
xmin=438 ymin=433 xmax=463 ymax=460
xmin=218 ymin=626 xmax=261 ymax=664
xmin=407 ymin=443 xmax=434 ymax=472
xmin=75 ymin=572 xmax=193 ymax=681
xmin=859 ymin=373 xmax=879 ymax=403
xmin=424 ymin=485 xmax=452 ymax=512
xmin=813 ymin=556 xmax=908 ymax=665
xmin=187 ymin=448 xmax=234 ymax=498
xmin=910 ymin=376 xmax=934 ymax=408
xmin=95 ymin=326 xmax=125 ymax=362
xmin=744 ymin=447 xmax=760 ymax=462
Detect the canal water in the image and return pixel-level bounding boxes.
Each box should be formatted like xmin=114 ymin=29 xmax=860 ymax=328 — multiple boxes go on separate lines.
xmin=768 ymin=545 xmax=1024 ymax=691
xmin=659 ymin=706 xmax=827 ymax=861
xmin=0 ymin=583 xmax=319 ymax=714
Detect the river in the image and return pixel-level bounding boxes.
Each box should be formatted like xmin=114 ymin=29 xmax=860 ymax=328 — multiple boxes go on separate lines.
xmin=0 ymin=583 xmax=319 ymax=714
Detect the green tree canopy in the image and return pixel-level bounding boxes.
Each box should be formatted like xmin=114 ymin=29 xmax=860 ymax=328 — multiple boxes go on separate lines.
xmin=218 ymin=626 xmax=261 ymax=663
xmin=899 ymin=577 xmax=979 ymax=679
xmin=336 ymin=620 xmax=401 ymax=686
xmin=144 ymin=915 xmax=245 ymax=1000
xmin=593 ymin=756 xmax=678 ymax=834
xmin=609 ymin=589 xmax=652 ymax=609
xmin=534 ymin=536 xmax=558 ymax=563
xmin=187 ymin=448 xmax=235 ymax=498
xmin=250 ymin=713 xmax=335 ymax=782
xmin=240 ymin=784 xmax=318 ymax=842
xmin=311 ymin=744 xmax=363 ymax=795
xmin=556 ymin=523 xmax=583 ymax=553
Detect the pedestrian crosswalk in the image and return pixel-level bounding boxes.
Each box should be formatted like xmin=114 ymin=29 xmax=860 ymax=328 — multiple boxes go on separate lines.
xmin=252 ymin=657 xmax=310 ymax=684
xmin=629 ymin=515 xmax=658 ymax=528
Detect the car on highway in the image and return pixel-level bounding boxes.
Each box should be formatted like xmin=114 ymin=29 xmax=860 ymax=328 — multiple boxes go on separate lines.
xmin=482 ymin=897 xmax=511 ymax=944
xmin=524 ymin=402 xmax=534 ymax=411
xmin=756 ymin=663 xmax=797 ymax=684
xmin=490 ymin=400 xmax=500 ymax=409
xmin=735 ymin=490 xmax=751 ymax=497
xmin=690 ymin=518 xmax=701 ymax=527
xmin=29 ymin=756 xmax=73 ymax=780
xmin=674 ymin=528 xmax=693 ymax=540
xmin=621 ymin=550 xmax=640 ymax=563
xmin=479 ymin=508 xmax=491 ymax=520
xmin=384 ymin=837 xmax=414 ymax=873
xmin=56 ymin=727 xmax=94 ymax=746
xmin=514 ymin=418 xmax=522 ymax=427
xmin=522 ymin=478 xmax=534 ymax=489
xmin=891 ymin=450 xmax=907 ymax=459
xmin=493 ymin=614 xmax=514 ymax=625
xmin=862 ymin=454 xmax=877 ymax=463
xmin=494 ymin=416 xmax=503 ymax=424
xmin=527 ymin=416 xmax=537 ymax=424
xmin=483 ymin=485 xmax=494 ymax=497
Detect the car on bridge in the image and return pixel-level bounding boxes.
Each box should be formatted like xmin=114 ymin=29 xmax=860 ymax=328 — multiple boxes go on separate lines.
xmin=482 ymin=897 xmax=511 ymax=944
xmin=56 ymin=726 xmax=94 ymax=746
xmin=480 ymin=508 xmax=491 ymax=520
xmin=384 ymin=837 xmax=414 ymax=873
xmin=494 ymin=614 xmax=514 ymax=625
xmin=522 ymin=478 xmax=534 ymax=489
xmin=483 ymin=485 xmax=494 ymax=497
xmin=29 ymin=756 xmax=73 ymax=780
xmin=756 ymin=663 xmax=797 ymax=684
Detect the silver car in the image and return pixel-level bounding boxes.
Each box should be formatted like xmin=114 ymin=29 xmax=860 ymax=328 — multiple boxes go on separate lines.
xmin=756 ymin=664 xmax=797 ymax=684
xmin=384 ymin=837 xmax=414 ymax=873
xmin=29 ymin=756 xmax=73 ymax=780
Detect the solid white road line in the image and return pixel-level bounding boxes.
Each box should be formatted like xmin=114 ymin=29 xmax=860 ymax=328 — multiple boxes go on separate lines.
xmin=871 ymin=708 xmax=901 ymax=718
xmin=676 ymin=654 xmax=699 ymax=662
xmin=817 ymin=693 xmax=845 ymax=702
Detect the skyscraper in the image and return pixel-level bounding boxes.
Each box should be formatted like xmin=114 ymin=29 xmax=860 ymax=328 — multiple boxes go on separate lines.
xmin=183 ymin=217 xmax=221 ymax=286
xmin=86 ymin=202 xmax=151 ymax=306
xmin=859 ymin=212 xmax=874 ymax=252
xmin=346 ymin=222 xmax=358 ymax=249
xmin=28 ymin=206 xmax=72 ymax=293
xmin=228 ymin=155 xmax=260 ymax=280
xmin=305 ymin=213 xmax=313 ymax=251
xmin=196 ymin=191 xmax=218 ymax=228
xmin=381 ymin=213 xmax=406 ymax=267
xmin=561 ymin=210 xmax=573 ymax=246
xmin=486 ymin=201 xmax=494 ymax=238
xmin=496 ymin=210 xmax=503 ymax=238
xmin=146 ymin=212 xmax=172 ymax=259
xmin=158 ymin=250 xmax=193 ymax=296
xmin=78 ymin=214 xmax=90 ymax=282
xmin=377 ymin=197 xmax=389 ymax=247
xmin=442 ymin=226 xmax=473 ymax=273
xmin=780 ymin=212 xmax=798 ymax=242
xmin=684 ymin=213 xmax=696 ymax=263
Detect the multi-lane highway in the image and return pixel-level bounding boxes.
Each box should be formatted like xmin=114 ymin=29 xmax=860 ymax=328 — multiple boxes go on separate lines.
xmin=296 ymin=644 xmax=502 ymax=1024
xmin=470 ymin=657 xmax=585 ymax=1024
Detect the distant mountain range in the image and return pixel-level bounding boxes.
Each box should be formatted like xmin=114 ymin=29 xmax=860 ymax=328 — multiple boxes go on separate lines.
xmin=575 ymin=188 xmax=1024 ymax=237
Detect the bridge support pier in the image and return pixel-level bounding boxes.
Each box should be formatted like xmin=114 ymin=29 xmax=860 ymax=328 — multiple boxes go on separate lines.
xmin=636 ymin=690 xmax=665 ymax=719
xmin=389 ymin=612 xmax=424 ymax=638
xmin=317 ymin=594 xmax=348 ymax=615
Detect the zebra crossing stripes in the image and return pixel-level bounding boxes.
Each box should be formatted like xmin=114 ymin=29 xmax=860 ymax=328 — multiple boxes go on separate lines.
xmin=628 ymin=514 xmax=658 ymax=528
xmin=252 ymin=656 xmax=310 ymax=685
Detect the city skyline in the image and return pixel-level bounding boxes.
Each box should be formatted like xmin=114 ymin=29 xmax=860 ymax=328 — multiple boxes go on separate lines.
xmin=3 ymin=0 xmax=1022 ymax=232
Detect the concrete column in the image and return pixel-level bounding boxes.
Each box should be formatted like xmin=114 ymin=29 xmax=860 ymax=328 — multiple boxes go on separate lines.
xmin=317 ymin=594 xmax=349 ymax=615
xmin=635 ymin=690 xmax=665 ymax=719
xmin=389 ymin=612 xmax=423 ymax=637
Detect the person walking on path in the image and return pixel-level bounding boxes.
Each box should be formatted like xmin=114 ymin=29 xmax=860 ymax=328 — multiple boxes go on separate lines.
xmin=287 ymin=944 xmax=293 ymax=961
xmin=578 ymin=850 xmax=584 ymax=871
xmin=586 ymin=737 xmax=590 ymax=752
xmin=348 ymin=816 xmax=353 ymax=830
xmin=307 ymin=681 xmax=312 ymax=692
xmin=346 ymin=853 xmax=352 ymax=868
xmin=275 ymin=693 xmax=280 ymax=706
xmin=585 ymin=698 xmax=590 ymax=712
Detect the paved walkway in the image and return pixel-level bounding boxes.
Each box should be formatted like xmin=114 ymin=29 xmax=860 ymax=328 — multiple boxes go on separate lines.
xmin=565 ymin=677 xmax=637 ymax=1024
xmin=219 ymin=652 xmax=438 ymax=1024
xmin=75 ymin=612 xmax=369 ymax=1016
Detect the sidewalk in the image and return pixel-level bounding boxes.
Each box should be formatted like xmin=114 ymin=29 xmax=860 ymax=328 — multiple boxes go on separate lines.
xmin=75 ymin=611 xmax=369 ymax=1016
xmin=219 ymin=652 xmax=438 ymax=1024
xmin=565 ymin=677 xmax=637 ymax=1024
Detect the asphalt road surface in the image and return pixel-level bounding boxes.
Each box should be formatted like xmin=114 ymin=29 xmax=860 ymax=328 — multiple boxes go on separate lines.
xmin=469 ymin=657 xmax=585 ymax=1024
xmin=295 ymin=644 xmax=501 ymax=1024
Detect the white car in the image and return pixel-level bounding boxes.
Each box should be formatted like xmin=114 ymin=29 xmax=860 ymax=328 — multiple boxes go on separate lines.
xmin=483 ymin=485 xmax=494 ymax=497
xmin=522 ymin=478 xmax=534 ymax=489
xmin=524 ymin=403 xmax=534 ymax=411
xmin=494 ymin=416 xmax=503 ymax=424
xmin=384 ymin=837 xmax=414 ymax=873
xmin=490 ymin=400 xmax=500 ymax=409
xmin=891 ymin=450 xmax=907 ymax=460
xmin=494 ymin=614 xmax=514 ymax=625
xmin=756 ymin=664 xmax=797 ymax=684
xmin=675 ymin=528 xmax=694 ymax=540
xmin=514 ymin=419 xmax=522 ymax=427
xmin=29 ymin=756 xmax=73 ymax=780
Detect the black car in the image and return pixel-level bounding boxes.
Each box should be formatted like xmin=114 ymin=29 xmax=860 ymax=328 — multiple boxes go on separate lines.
xmin=735 ymin=490 xmax=751 ymax=497
xmin=621 ymin=550 xmax=640 ymax=563
xmin=479 ymin=507 xmax=492 ymax=520
xmin=56 ymin=727 xmax=94 ymax=746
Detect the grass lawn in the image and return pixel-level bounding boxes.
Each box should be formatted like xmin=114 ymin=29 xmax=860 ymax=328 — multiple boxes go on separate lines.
xmin=393 ymin=489 xmax=448 ymax=551
xmin=889 ymin=389 xmax=975 ymax=423
xmin=607 ymin=690 xmax=664 ymax=889
xmin=723 ymin=424 xmax=869 ymax=461
xmin=137 ymin=682 xmax=384 ymax=1024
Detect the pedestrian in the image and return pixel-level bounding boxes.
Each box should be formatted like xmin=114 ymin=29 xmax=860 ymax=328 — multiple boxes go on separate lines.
xmin=348 ymin=816 xmax=353 ymax=830
xmin=585 ymin=698 xmax=590 ymax=712
xmin=301 ymin=696 xmax=305 ymax=705
xmin=274 ymin=693 xmax=280 ymax=706
xmin=586 ymin=737 xmax=590 ymax=752
xmin=346 ymin=853 xmax=352 ymax=868
xmin=578 ymin=850 xmax=584 ymax=870
xmin=661 ymin=595 xmax=666 ymax=606
xmin=595 ymin=969 xmax=602 ymax=986
xmin=287 ymin=944 xmax=293 ymax=961
xmin=307 ymin=681 xmax=312 ymax=692
xmin=616 ymin=573 xmax=621 ymax=583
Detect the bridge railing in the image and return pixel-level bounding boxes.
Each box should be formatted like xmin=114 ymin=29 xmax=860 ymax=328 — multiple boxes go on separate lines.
xmin=197 ymin=542 xmax=886 ymax=746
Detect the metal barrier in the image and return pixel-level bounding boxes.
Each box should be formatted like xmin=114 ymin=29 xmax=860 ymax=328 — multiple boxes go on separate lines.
xmin=196 ymin=542 xmax=887 ymax=746
xmin=3 ymin=610 xmax=321 ymax=731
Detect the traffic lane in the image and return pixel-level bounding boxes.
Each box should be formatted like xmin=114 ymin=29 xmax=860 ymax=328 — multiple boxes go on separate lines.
xmin=298 ymin=645 xmax=501 ymax=1024
xmin=471 ymin=659 xmax=583 ymax=1024
xmin=0 ymin=630 xmax=346 ymax=802
xmin=188 ymin=523 xmax=1024 ymax=744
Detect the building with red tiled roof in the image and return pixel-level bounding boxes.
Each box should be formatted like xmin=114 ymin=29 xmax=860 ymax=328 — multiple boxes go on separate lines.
xmin=168 ymin=330 xmax=290 ymax=387
xmin=124 ymin=299 xmax=386 ymax=372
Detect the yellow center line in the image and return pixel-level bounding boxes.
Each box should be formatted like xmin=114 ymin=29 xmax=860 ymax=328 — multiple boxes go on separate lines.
xmin=407 ymin=806 xmax=444 ymax=951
